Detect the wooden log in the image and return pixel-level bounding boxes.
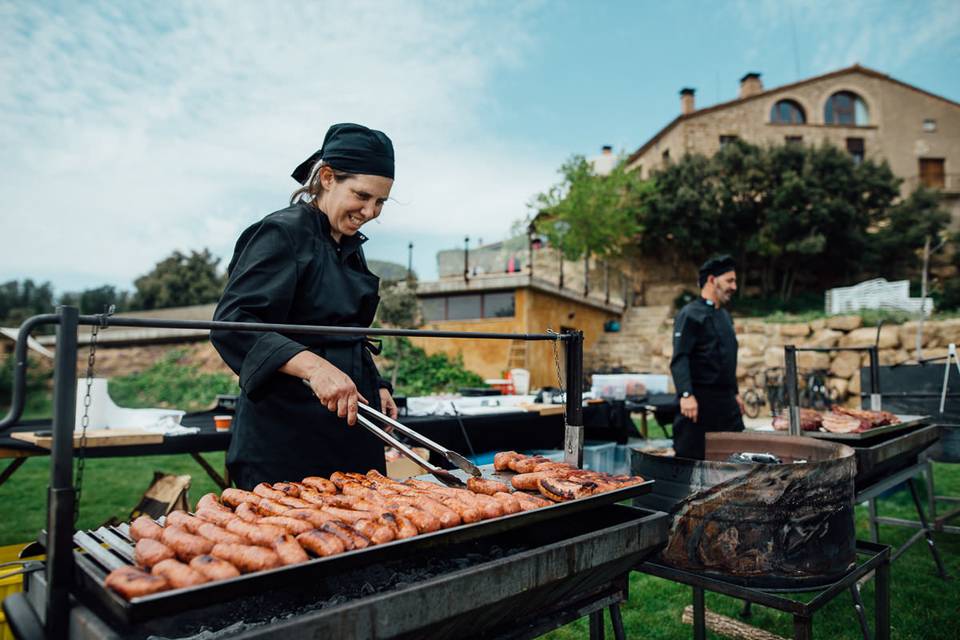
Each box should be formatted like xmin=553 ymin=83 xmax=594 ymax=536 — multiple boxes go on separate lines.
xmin=681 ymin=605 xmax=787 ymax=640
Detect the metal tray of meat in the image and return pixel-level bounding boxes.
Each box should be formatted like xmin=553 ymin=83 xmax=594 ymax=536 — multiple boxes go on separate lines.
xmin=804 ymin=414 xmax=929 ymax=442
xmin=71 ymin=466 xmax=654 ymax=625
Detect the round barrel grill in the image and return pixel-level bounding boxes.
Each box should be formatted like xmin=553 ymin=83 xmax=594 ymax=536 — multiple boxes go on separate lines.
xmin=632 ymin=433 xmax=857 ymax=588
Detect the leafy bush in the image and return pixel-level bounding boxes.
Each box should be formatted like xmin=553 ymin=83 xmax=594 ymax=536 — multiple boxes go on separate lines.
xmin=0 ymin=355 xmax=52 ymax=418
xmin=379 ymin=337 xmax=485 ymax=396
xmin=108 ymin=351 xmax=238 ymax=412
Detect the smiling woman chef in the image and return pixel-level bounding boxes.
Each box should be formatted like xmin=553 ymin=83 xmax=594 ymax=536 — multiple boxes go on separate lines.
xmin=211 ymin=123 xmax=399 ymax=490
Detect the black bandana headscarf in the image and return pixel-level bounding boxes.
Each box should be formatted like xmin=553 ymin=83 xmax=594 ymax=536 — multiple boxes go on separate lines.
xmin=291 ymin=123 xmax=395 ymax=184
xmin=698 ymin=255 xmax=736 ymax=288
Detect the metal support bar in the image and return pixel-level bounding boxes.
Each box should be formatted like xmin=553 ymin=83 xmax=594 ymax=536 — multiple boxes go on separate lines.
xmin=608 ymin=604 xmax=626 ymax=640
xmin=785 ymin=345 xmax=801 ymax=436
xmin=850 ymin=584 xmax=872 ymax=640
xmin=189 ymin=453 xmax=229 ymax=490
xmin=564 ymin=330 xmax=584 ymax=467
xmin=46 ymin=306 xmax=78 ymax=640
xmin=0 ymin=457 xmax=27 ymax=489
xmin=907 ymin=478 xmax=948 ymax=578
xmin=588 ymin=609 xmax=604 ymax=640
xmin=692 ymin=587 xmax=706 ymax=640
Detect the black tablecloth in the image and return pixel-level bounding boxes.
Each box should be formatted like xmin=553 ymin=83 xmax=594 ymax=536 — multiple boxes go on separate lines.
xmin=0 ymin=401 xmax=633 ymax=460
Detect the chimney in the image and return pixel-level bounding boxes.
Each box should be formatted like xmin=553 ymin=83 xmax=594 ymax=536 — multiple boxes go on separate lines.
xmin=680 ymin=88 xmax=695 ymax=115
xmin=739 ymin=72 xmax=763 ymax=98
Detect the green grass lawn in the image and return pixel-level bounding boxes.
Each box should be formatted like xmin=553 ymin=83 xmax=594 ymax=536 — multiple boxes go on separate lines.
xmin=0 ymin=457 xmax=957 ymax=639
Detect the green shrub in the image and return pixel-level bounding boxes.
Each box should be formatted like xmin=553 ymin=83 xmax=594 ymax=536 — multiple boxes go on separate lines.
xmin=0 ymin=354 xmax=52 ymax=418
xmin=108 ymin=350 xmax=238 ymax=412
xmin=380 ymin=337 xmax=485 ymax=396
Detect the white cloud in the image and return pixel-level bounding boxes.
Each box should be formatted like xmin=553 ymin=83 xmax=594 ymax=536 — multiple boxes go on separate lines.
xmin=0 ymin=1 xmax=552 ymax=290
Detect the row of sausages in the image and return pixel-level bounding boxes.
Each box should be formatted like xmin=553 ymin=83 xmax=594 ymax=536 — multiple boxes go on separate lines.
xmin=103 ymin=460 xmax=644 ymax=601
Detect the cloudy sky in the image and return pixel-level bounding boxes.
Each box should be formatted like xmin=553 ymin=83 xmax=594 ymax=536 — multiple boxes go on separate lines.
xmin=2 ymin=0 xmax=958 ymax=292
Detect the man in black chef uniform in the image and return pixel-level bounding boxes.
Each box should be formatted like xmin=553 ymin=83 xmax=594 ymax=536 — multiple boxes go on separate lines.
xmin=669 ymin=255 xmax=744 ymax=459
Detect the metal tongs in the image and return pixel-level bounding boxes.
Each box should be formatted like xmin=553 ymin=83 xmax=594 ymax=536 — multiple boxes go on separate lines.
xmin=357 ymin=403 xmax=482 ymax=486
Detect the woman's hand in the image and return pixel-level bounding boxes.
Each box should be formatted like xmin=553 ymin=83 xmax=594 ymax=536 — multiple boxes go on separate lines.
xmin=281 ymin=352 xmax=367 ymax=425
xmin=379 ymin=388 xmax=398 ymax=420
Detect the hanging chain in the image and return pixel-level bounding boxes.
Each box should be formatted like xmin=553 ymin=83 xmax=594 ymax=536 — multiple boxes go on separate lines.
xmin=75 ymin=305 xmax=114 ymax=523
xmin=546 ymin=328 xmax=567 ymax=424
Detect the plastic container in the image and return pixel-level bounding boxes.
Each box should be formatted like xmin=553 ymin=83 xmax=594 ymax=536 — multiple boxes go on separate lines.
xmin=214 ymin=415 xmax=233 ymax=431
xmin=0 ymin=543 xmax=43 ymax=640
xmin=590 ymin=373 xmax=669 ymax=400
xmin=582 ymin=441 xmax=617 ymax=472
xmin=509 ymin=369 xmax=531 ymax=396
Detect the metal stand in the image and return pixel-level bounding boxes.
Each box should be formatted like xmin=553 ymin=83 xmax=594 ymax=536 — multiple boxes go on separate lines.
xmin=0 ymin=308 xmax=588 ymax=639
xmin=924 ymin=456 xmax=960 ymax=534
xmin=638 ymin=541 xmax=891 ymax=640
xmin=784 ymin=344 xmax=881 ymax=435
xmin=857 ymin=460 xmax=948 ymax=579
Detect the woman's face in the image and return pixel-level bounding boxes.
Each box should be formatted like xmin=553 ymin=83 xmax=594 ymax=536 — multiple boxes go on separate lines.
xmin=318 ymin=167 xmax=393 ymax=241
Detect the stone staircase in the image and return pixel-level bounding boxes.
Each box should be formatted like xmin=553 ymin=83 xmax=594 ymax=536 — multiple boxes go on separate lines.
xmin=587 ymin=305 xmax=673 ymax=373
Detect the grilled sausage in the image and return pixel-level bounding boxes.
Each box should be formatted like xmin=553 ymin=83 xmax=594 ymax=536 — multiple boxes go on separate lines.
xmin=189 ymin=554 xmax=241 ymax=581
xmin=210 ymin=543 xmax=282 ymax=573
xmin=272 ymin=533 xmax=309 ymax=565
xmin=258 ymin=516 xmax=315 ymax=536
xmin=151 ymin=558 xmax=208 ymax=589
xmin=196 ymin=492 xmax=232 ymax=513
xmin=252 ymin=483 xmax=288 ymax=501
xmin=509 ymin=456 xmax=550 ymax=474
xmin=380 ymin=512 xmax=418 ymax=539
xmin=510 ymin=472 xmax=548 ymax=491
xmin=283 ymin=508 xmax=333 ymax=528
xmin=466 ymin=477 xmax=512 ymax=496
xmin=195 ymin=521 xmax=244 ymax=545
xmin=297 ymin=530 xmax=346 ymax=557
xmin=271 ymin=482 xmax=300 ymax=497
xmin=491 ymin=491 xmax=521 ymax=514
xmin=105 ymin=566 xmax=169 ymax=599
xmin=134 ymin=538 xmax=175 ymax=569
xmin=129 ymin=515 xmax=163 ymax=542
xmin=225 ymin=518 xmax=286 ymax=547
xmin=493 ymin=451 xmax=521 ymax=471
xmin=278 ymin=495 xmax=314 ymax=509
xmin=235 ymin=502 xmax=261 ymax=522
xmin=320 ymin=506 xmax=379 ymax=524
xmin=165 ymin=510 xmax=203 ymax=534
xmin=257 ymin=498 xmax=292 ymax=517
xmin=513 ymin=491 xmax=551 ymax=511
xmin=195 ymin=507 xmax=237 ymax=528
xmin=160 ymin=525 xmax=214 ymax=562
xmin=320 ymin=521 xmax=370 ymax=550
xmin=328 ymin=472 xmax=350 ymax=490
xmin=301 ymin=476 xmax=338 ymax=494
xmin=220 ymin=488 xmax=260 ymax=508
xmin=351 ymin=518 xmax=397 ymax=545
xmin=538 ymin=476 xmax=598 ymax=502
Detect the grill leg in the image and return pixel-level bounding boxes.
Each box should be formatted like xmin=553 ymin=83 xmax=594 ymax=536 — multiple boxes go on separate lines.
xmin=876 ymin=551 xmax=891 ymax=640
xmin=609 ymin=604 xmax=626 ymax=640
xmin=740 ymin=600 xmax=752 ymax=618
xmin=0 ymin=457 xmax=27 ymax=489
xmin=793 ymin=615 xmax=813 ymax=640
xmin=693 ymin=587 xmax=706 ymax=640
xmin=589 ymin=609 xmax=605 ymax=640
xmin=926 ymin=459 xmax=937 ymax=522
xmin=867 ymin=498 xmax=880 ymax=543
xmin=908 ymin=478 xmax=948 ymax=579
xmin=850 ymin=583 xmax=872 ymax=640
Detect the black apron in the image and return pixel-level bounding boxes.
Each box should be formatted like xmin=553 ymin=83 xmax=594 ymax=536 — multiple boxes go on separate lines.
xmin=211 ymin=203 xmax=388 ymax=490
xmin=672 ymin=386 xmax=744 ymax=460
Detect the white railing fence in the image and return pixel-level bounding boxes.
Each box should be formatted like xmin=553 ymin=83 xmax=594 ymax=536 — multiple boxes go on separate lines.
xmin=825 ymin=278 xmax=933 ymax=316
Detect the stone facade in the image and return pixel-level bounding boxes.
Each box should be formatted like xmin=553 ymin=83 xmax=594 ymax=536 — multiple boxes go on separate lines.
xmin=626 ymin=65 xmax=960 ymax=228
xmin=612 ymin=314 xmax=960 ymax=407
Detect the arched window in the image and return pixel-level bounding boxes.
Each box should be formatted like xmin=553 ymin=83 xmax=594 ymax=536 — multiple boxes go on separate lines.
xmin=770 ymin=99 xmax=806 ymax=124
xmin=825 ymin=91 xmax=869 ymax=125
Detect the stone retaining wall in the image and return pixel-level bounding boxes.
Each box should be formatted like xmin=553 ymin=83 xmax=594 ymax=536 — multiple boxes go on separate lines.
xmin=646 ymin=316 xmax=960 ymax=402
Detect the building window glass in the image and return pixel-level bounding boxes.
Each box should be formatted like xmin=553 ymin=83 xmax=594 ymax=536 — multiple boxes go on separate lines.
xmin=446 ymin=294 xmax=482 ymax=320
xmin=482 ymin=292 xmax=515 ymax=318
xmin=919 ymin=158 xmax=945 ymax=189
xmin=825 ymin=91 xmax=869 ymax=126
xmin=923 ymin=119 xmax=937 ymax=132
xmin=661 ymin=149 xmax=670 ymax=162
xmin=785 ymin=135 xmax=803 ymax=144
xmin=770 ymin=99 xmax=806 ymax=124
xmin=846 ymin=138 xmax=865 ymax=165
xmin=421 ymin=297 xmax=445 ymax=322
xmin=719 ymin=135 xmax=739 ymax=148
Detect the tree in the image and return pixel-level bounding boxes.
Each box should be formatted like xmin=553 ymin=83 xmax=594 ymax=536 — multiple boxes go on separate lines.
xmin=866 ymin=186 xmax=950 ymax=280
xmin=531 ymin=155 xmax=648 ymax=261
xmin=0 ymin=279 xmax=55 ymax=326
xmin=131 ymin=249 xmax=226 ymax=310
xmin=59 ymin=285 xmax=131 ymax=314
xmin=377 ymin=280 xmax=419 ymax=389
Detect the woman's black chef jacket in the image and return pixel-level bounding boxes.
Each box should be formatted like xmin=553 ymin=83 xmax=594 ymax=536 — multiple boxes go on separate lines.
xmin=211 ymin=201 xmax=391 ymax=489
xmin=668 ymin=297 xmax=743 ymax=459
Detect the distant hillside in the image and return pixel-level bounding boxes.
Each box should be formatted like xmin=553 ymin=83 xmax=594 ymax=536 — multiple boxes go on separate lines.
xmin=367 ymin=259 xmax=413 ymax=282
